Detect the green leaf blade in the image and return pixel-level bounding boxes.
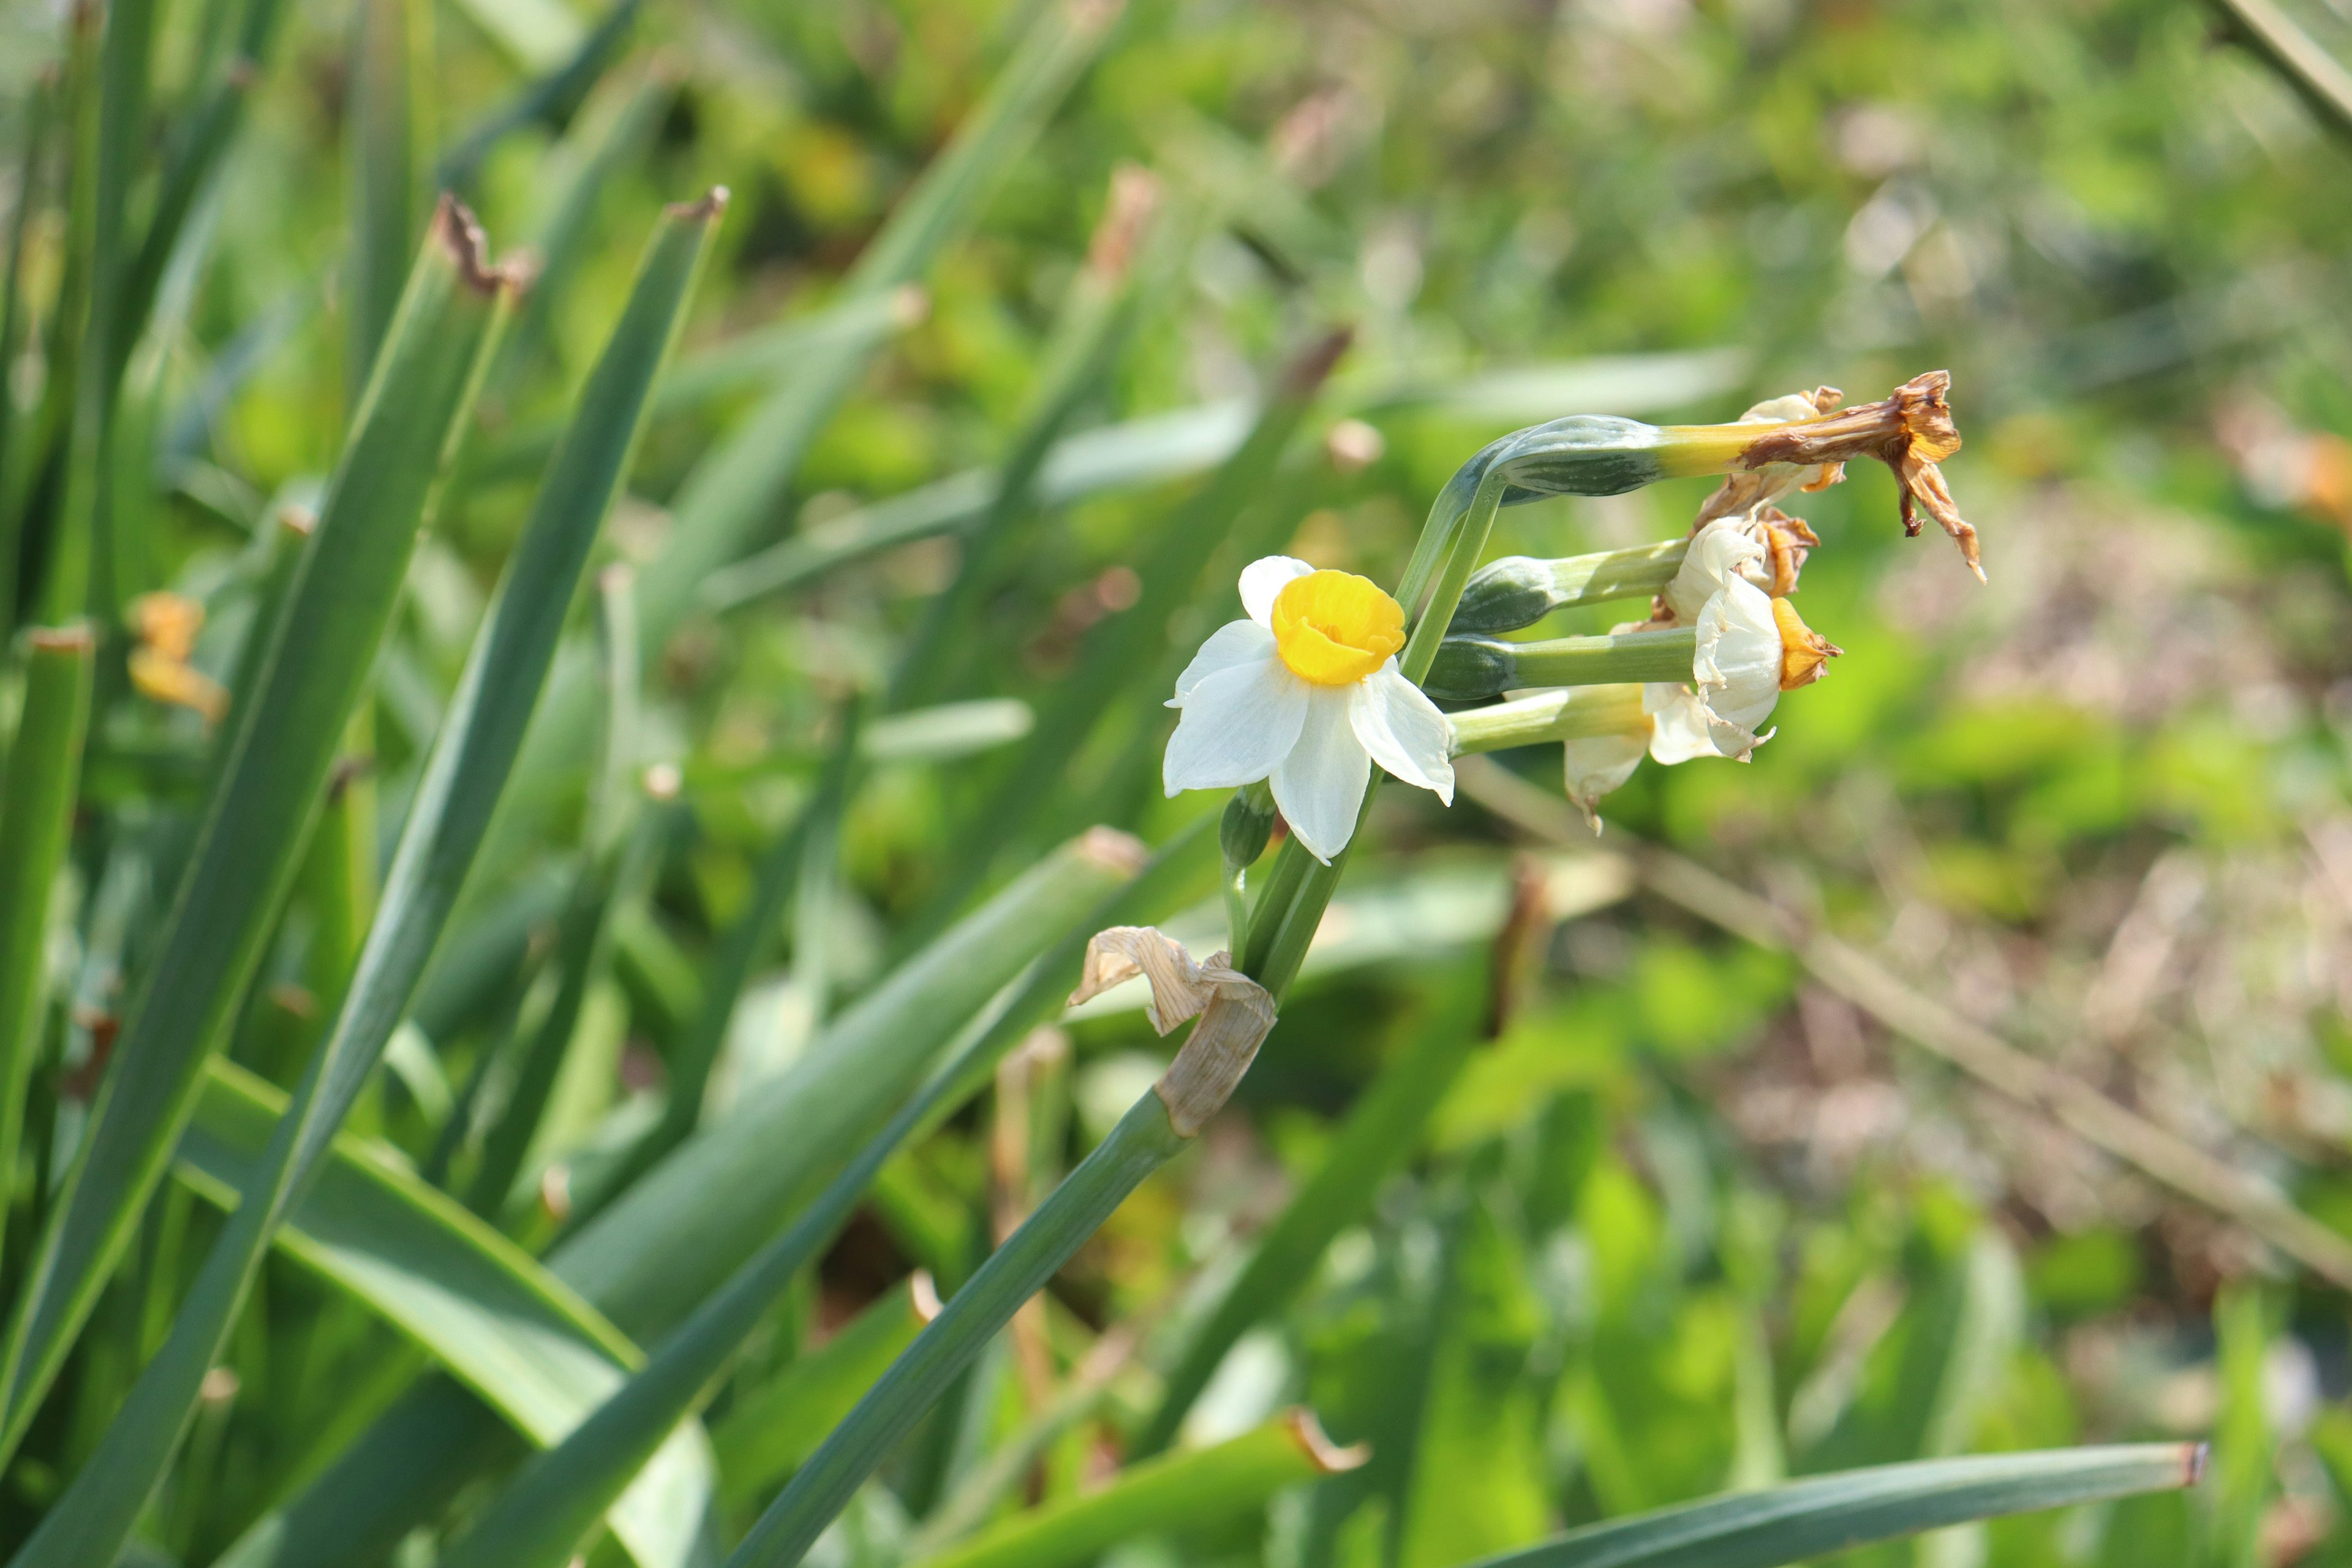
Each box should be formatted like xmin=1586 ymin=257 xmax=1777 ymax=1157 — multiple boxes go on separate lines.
xmin=0 ymin=197 xmax=517 ymax=1465
xmin=1465 ymin=1445 xmax=2206 ymax=1568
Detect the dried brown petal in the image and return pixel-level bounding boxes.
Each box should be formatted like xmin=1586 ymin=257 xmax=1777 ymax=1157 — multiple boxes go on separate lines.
xmin=1736 ymin=370 xmax=1981 ymax=580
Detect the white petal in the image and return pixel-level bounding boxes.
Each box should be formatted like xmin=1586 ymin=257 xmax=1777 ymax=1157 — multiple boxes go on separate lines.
xmin=1664 ymin=519 xmax=1770 ymax=624
xmin=1170 ymin=619 xmax=1276 ymax=706
xmin=1270 ymin=685 xmax=1372 ymax=863
xmin=1239 ymin=556 xmax=1316 ymax=627
xmin=1645 ymin=684 xmax=1737 ymax=763
xmin=1162 ymin=658 xmax=1308 ymax=796
xmin=1562 ymin=730 xmax=1647 ymax=832
xmin=1692 ymin=575 xmax=1781 ymax=747
xmin=1349 ymin=662 xmax=1455 ymax=805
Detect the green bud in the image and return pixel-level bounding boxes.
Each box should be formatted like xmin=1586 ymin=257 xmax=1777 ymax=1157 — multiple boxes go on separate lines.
xmin=1219 ymin=785 xmax=1276 ymax=869
xmin=1448 ymin=539 xmax=1689 ymax=635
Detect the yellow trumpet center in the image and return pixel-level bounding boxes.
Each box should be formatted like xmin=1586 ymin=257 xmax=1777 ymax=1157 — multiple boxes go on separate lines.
xmin=1272 ymin=570 xmax=1406 ymax=687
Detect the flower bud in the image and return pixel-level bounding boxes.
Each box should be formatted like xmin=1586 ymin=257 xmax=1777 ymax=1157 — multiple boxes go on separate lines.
xmin=1448 ymin=540 xmax=1689 ymax=635
xmin=1219 ymin=784 xmax=1278 ymax=869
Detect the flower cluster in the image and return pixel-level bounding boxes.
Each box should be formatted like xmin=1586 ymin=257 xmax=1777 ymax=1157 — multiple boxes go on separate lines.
xmin=1160 ymin=374 xmax=1975 ymax=859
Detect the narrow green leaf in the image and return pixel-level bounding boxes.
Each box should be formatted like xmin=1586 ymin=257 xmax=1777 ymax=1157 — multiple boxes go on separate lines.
xmin=1458 ymin=1444 xmax=2206 ymax=1568
xmin=890 ymin=168 xmax=1161 ymax=708
xmin=111 ymin=0 xmax=295 ymax=399
xmin=345 ymin=0 xmax=427 ymax=397
xmin=918 ymin=1412 xmax=1362 ymax=1568
xmin=431 ymin=818 xmax=1210 ymax=1568
xmin=0 ymin=69 xmax=60 ymax=633
xmin=215 ymin=825 xmax=1163 ymax=1568
xmin=167 ymin=1061 xmax=715 ymax=1568
xmin=560 ymin=826 xmax=1150 ymax=1336
xmin=712 ymin=1276 xmax=932 ymax=1505
xmin=463 ymin=812 xmax=659 ymax=1219
xmin=0 ymin=627 xmax=95 ymax=1248
xmin=630 ymin=0 xmax=1124 ymax=644
xmin=480 ymin=0 xmax=1120 ymax=897
xmin=176 ymin=1060 xmax=640 ymax=1430
xmin=45 ymin=0 xmax=156 ymax=622
xmin=2 ymin=194 xmax=720 ymax=1568
xmin=1135 ymin=966 xmax=1487 ymax=1457
xmin=696 ymin=350 xmax=1748 ymax=614
xmin=697 ymin=401 xmax=1253 ymax=611
xmin=0 ymin=197 xmax=518 ymax=1465
xmin=499 ymin=62 xmax=677 ymax=377
xmin=726 ymin=1088 xmax=1196 ymax=1568
xmin=434 ymin=0 xmax=647 ymax=191
xmin=592 ymin=702 xmax=861 ymax=1209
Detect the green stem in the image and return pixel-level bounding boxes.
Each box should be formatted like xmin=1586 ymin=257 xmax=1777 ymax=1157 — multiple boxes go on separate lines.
xmin=1446 ymin=685 xmax=1646 ymax=756
xmin=1425 ymin=627 xmax=1694 ymax=703
xmin=725 ymin=1092 xmax=1191 ymax=1568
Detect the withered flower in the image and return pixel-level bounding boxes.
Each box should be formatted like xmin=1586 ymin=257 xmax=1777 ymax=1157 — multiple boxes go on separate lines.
xmin=1732 ymin=369 xmax=1982 ymax=581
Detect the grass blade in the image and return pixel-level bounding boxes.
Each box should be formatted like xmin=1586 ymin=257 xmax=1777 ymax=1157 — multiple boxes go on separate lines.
xmin=727 ymin=1090 xmax=1193 ymax=1568
xmin=45 ymin=0 xmax=156 ymax=622
xmin=696 ymin=349 xmax=1747 ymax=614
xmin=1134 ymin=966 xmax=1487 ymax=1456
xmin=434 ymin=0 xmax=647 ymax=192
xmin=3 ymin=195 xmax=720 ymax=1568
xmin=697 ymin=401 xmax=1253 ymax=610
xmin=890 ymin=166 xmax=1161 ymax=708
xmin=0 ymin=197 xmax=519 ymax=1465
xmin=345 ymin=0 xmax=426 ymax=397
xmin=483 ymin=0 xmax=1121 ymax=886
xmin=214 ymin=826 xmax=1161 ymax=1568
xmin=499 ymin=63 xmax=678 ymax=379
xmin=0 ymin=628 xmax=94 ymax=1254
xmin=585 ymin=701 xmax=862 ymax=1214
xmin=630 ymin=0 xmax=1124 ymax=643
xmin=0 ymin=69 xmax=59 ymax=633
xmin=170 ymin=1061 xmax=715 ymax=1568
xmin=111 ymin=0 xmax=295 ymax=401
xmin=711 ymin=1276 xmax=933 ymax=1506
xmin=914 ymin=1411 xmax=1365 ymax=1568
xmin=1458 ymin=1445 xmax=2205 ymax=1568
xmin=176 ymin=1060 xmax=639 ymax=1434
xmin=432 ymin=819 xmax=1212 ymax=1568
xmin=558 ymin=826 xmax=1150 ymax=1335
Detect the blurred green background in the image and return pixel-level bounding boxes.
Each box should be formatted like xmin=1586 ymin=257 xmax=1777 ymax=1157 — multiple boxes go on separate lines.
xmin=4 ymin=0 xmax=2352 ymax=1562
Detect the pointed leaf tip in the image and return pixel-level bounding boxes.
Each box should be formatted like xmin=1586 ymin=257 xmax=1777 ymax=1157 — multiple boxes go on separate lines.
xmin=431 ymin=194 xmax=527 ymax=295
xmin=668 ymin=186 xmax=731 ymax=222
xmin=1284 ymin=1410 xmax=1369 ymax=1475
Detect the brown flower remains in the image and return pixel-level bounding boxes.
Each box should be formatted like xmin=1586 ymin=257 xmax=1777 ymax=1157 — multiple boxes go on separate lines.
xmin=1736 ymin=370 xmax=1982 ymax=582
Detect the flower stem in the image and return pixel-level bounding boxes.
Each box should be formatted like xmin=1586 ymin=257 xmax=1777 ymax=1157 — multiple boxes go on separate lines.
xmin=1447 ymin=684 xmax=1646 ymax=755
xmin=1425 ymin=626 xmax=1695 ymax=702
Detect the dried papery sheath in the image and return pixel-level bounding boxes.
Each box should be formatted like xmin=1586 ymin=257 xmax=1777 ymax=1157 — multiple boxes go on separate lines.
xmin=1068 ymin=927 xmax=1276 ymax=1136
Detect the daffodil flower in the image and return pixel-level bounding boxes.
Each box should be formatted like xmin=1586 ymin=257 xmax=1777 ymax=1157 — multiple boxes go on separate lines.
xmin=1164 ymin=556 xmax=1453 ymax=863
